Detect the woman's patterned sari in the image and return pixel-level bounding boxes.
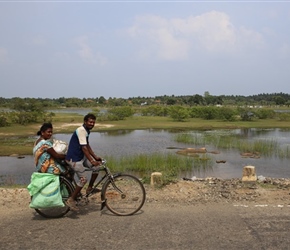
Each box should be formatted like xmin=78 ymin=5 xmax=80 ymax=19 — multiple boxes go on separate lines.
xmin=33 ymin=139 xmax=65 ymax=174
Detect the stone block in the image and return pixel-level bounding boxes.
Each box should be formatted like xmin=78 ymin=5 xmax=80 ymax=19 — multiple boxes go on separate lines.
xmin=242 ymin=165 xmax=257 ymax=182
xmin=150 ymin=172 xmax=163 ymax=186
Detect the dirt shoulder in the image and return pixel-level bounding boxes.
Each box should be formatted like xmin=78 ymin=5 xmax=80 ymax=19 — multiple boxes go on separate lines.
xmin=147 ymin=177 xmax=290 ymax=205
xmin=1 ymin=177 xmax=290 ymax=218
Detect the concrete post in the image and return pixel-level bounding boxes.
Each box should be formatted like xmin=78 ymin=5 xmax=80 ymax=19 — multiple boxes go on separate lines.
xmin=150 ymin=172 xmax=163 ymax=186
xmin=242 ymin=165 xmax=257 ymax=182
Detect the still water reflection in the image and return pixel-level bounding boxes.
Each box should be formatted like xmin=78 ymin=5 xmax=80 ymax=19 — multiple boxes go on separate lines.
xmin=1 ymin=128 xmax=290 ymax=185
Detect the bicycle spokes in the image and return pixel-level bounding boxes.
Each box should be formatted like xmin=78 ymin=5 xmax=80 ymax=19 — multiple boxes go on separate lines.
xmin=102 ymin=174 xmax=146 ymax=216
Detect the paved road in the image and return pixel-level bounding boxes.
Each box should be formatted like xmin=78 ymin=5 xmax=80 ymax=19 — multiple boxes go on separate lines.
xmin=1 ymin=202 xmax=290 ymax=250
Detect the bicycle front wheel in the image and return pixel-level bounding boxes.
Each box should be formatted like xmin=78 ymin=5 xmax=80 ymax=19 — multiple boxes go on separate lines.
xmin=102 ymin=174 xmax=146 ymax=216
xmin=34 ymin=176 xmax=74 ymax=218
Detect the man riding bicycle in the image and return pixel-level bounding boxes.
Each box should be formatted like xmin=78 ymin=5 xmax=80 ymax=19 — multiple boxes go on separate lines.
xmin=65 ymin=113 xmax=102 ymax=211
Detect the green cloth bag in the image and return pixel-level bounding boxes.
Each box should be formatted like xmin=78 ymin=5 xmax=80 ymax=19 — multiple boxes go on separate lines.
xmin=27 ymin=172 xmax=65 ymax=209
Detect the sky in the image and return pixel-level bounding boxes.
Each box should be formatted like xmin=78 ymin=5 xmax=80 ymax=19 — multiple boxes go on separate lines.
xmin=0 ymin=1 xmax=290 ymax=99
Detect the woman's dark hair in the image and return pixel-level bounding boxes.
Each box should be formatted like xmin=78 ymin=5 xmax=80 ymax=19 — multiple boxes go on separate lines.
xmin=84 ymin=113 xmax=96 ymax=121
xmin=37 ymin=122 xmax=53 ymax=136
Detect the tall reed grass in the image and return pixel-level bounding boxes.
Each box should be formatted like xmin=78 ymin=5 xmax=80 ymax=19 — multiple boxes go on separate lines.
xmin=174 ymin=132 xmax=290 ymax=159
xmin=102 ymin=153 xmax=213 ymax=184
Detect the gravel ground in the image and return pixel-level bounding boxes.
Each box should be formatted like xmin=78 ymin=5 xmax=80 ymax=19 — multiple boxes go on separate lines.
xmin=1 ymin=177 xmax=290 ymax=217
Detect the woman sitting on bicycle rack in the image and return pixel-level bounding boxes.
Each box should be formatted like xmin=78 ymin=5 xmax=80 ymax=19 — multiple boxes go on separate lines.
xmin=33 ymin=123 xmax=66 ymax=174
xmin=65 ymin=113 xmax=102 ymax=211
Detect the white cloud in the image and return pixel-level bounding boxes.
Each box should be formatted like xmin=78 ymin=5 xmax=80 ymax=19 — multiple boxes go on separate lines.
xmin=151 ymin=27 xmax=189 ymax=60
xmin=74 ymin=36 xmax=108 ymax=66
xmin=127 ymin=11 xmax=265 ymax=61
xmin=238 ymin=26 xmax=264 ymax=50
xmin=128 ymin=15 xmax=189 ymax=60
xmin=171 ymin=11 xmax=238 ymax=52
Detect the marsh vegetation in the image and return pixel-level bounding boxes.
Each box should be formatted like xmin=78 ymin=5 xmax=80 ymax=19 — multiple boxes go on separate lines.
xmin=102 ymin=153 xmax=214 ymax=185
xmin=174 ymin=131 xmax=290 ymax=159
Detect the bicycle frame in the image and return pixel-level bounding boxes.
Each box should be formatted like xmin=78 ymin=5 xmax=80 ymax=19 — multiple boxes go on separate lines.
xmin=84 ymin=160 xmax=113 ymax=193
xmin=84 ymin=163 xmax=126 ymax=210
xmin=63 ymin=160 xmax=119 ymax=206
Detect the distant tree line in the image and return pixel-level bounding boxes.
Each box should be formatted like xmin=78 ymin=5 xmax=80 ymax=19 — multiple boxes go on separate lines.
xmin=0 ymin=92 xmax=290 ymax=127
xmin=1 ymin=92 xmax=290 ymax=108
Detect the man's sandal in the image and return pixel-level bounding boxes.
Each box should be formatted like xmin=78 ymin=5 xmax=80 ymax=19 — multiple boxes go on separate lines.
xmin=65 ymin=197 xmax=79 ymax=211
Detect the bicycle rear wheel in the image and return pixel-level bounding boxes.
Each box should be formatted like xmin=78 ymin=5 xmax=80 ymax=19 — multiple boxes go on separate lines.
xmin=35 ymin=176 xmax=74 ymax=218
xmin=102 ymin=174 xmax=146 ymax=216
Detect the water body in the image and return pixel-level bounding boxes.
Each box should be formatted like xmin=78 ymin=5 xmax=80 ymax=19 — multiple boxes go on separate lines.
xmin=1 ymin=128 xmax=290 ymax=185
xmin=47 ymin=108 xmax=93 ymax=115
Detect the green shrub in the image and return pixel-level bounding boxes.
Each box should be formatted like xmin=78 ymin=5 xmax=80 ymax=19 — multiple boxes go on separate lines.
xmin=0 ymin=113 xmax=10 ymax=127
xmin=141 ymin=105 xmax=168 ymax=116
xmin=276 ymin=112 xmax=290 ymax=121
xmin=218 ymin=107 xmax=237 ymax=121
xmin=254 ymin=109 xmax=275 ymax=119
xmin=188 ymin=106 xmax=202 ymax=118
xmin=168 ymin=106 xmax=189 ymax=121
xmin=101 ymin=106 xmax=134 ymax=121
xmin=199 ymin=106 xmax=219 ymax=120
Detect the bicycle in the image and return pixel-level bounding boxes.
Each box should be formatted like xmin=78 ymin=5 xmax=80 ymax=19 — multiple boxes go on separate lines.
xmin=34 ymin=159 xmax=146 ymax=218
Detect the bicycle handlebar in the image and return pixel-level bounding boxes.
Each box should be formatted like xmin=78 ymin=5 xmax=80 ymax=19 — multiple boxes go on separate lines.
xmin=86 ymin=159 xmax=107 ymax=172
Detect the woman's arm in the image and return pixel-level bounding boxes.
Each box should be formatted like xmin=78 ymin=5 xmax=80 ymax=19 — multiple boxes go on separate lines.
xmin=47 ymin=147 xmax=66 ymax=160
